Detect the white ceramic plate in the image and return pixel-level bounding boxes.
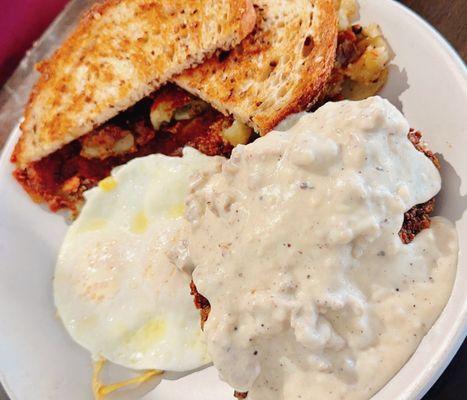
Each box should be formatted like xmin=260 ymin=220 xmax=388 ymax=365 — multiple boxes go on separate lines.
xmin=0 ymin=0 xmax=466 ymax=399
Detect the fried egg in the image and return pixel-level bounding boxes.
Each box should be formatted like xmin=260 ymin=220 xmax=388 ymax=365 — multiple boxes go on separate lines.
xmin=54 ymin=148 xmax=221 ymax=371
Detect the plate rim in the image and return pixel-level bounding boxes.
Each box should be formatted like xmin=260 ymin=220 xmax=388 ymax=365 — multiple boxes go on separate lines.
xmin=0 ymin=1 xmax=466 ymax=399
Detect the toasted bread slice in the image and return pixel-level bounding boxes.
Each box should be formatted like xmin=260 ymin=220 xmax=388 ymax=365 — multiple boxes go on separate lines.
xmin=12 ymin=0 xmax=256 ymax=168
xmin=174 ymin=0 xmax=338 ymax=135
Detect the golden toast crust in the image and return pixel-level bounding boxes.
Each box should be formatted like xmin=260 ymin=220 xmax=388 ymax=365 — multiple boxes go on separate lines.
xmin=174 ymin=0 xmax=338 ymax=134
xmin=13 ymin=0 xmax=256 ymax=167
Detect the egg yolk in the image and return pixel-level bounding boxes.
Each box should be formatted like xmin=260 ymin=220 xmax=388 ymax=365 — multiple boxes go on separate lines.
xmin=98 ymin=177 xmax=117 ymax=192
xmin=80 ymin=218 xmax=107 ymax=232
xmin=131 ymin=212 xmax=149 ymax=234
xmin=128 ymin=319 xmax=167 ymax=352
xmin=168 ymin=203 xmax=186 ymax=219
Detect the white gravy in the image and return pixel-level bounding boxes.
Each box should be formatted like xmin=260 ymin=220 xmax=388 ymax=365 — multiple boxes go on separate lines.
xmin=180 ymin=97 xmax=458 ymax=399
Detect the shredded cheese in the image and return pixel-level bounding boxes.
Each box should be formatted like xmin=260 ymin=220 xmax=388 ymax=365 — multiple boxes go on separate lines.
xmin=92 ymin=358 xmax=163 ymax=400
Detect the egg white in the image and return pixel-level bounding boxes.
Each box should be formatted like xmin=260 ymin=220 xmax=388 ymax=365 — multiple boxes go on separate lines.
xmin=54 ymin=148 xmax=221 ymax=371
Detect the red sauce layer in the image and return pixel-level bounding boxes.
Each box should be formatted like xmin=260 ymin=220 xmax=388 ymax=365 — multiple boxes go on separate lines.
xmin=13 ymin=85 xmax=233 ymax=213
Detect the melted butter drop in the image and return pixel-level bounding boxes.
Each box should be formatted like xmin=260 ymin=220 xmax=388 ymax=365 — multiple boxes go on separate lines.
xmin=98 ymin=176 xmax=117 ymax=192
xmin=168 ymin=203 xmax=186 ymax=219
xmin=131 ymin=212 xmax=149 ymax=234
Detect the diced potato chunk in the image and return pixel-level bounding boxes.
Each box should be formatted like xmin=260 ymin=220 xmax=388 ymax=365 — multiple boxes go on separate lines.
xmin=150 ymin=86 xmax=210 ymax=131
xmin=336 ymin=0 xmax=358 ymax=30
xmin=80 ymin=126 xmax=135 ymax=160
xmin=174 ymin=100 xmax=209 ymax=121
xmin=221 ymin=120 xmax=253 ymax=146
xmin=150 ymin=100 xmax=176 ymax=131
xmin=62 ymin=176 xmax=81 ymax=194
xmin=346 ymin=44 xmax=389 ymax=83
xmin=342 ymin=24 xmax=390 ymax=100
xmin=341 ymin=68 xmax=388 ymax=100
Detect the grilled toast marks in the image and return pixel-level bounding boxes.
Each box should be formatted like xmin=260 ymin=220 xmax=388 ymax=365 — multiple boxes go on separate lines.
xmin=13 ymin=0 xmax=256 ymax=167
xmin=174 ymin=0 xmax=338 ymax=135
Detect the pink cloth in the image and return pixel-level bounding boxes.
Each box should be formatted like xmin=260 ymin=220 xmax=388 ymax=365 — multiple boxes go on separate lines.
xmin=0 ymin=0 xmax=69 ymax=85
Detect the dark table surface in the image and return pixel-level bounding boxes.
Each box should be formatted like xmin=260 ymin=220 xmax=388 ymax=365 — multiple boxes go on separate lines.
xmin=400 ymin=0 xmax=466 ymax=61
xmin=0 ymin=1 xmax=465 ymax=399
